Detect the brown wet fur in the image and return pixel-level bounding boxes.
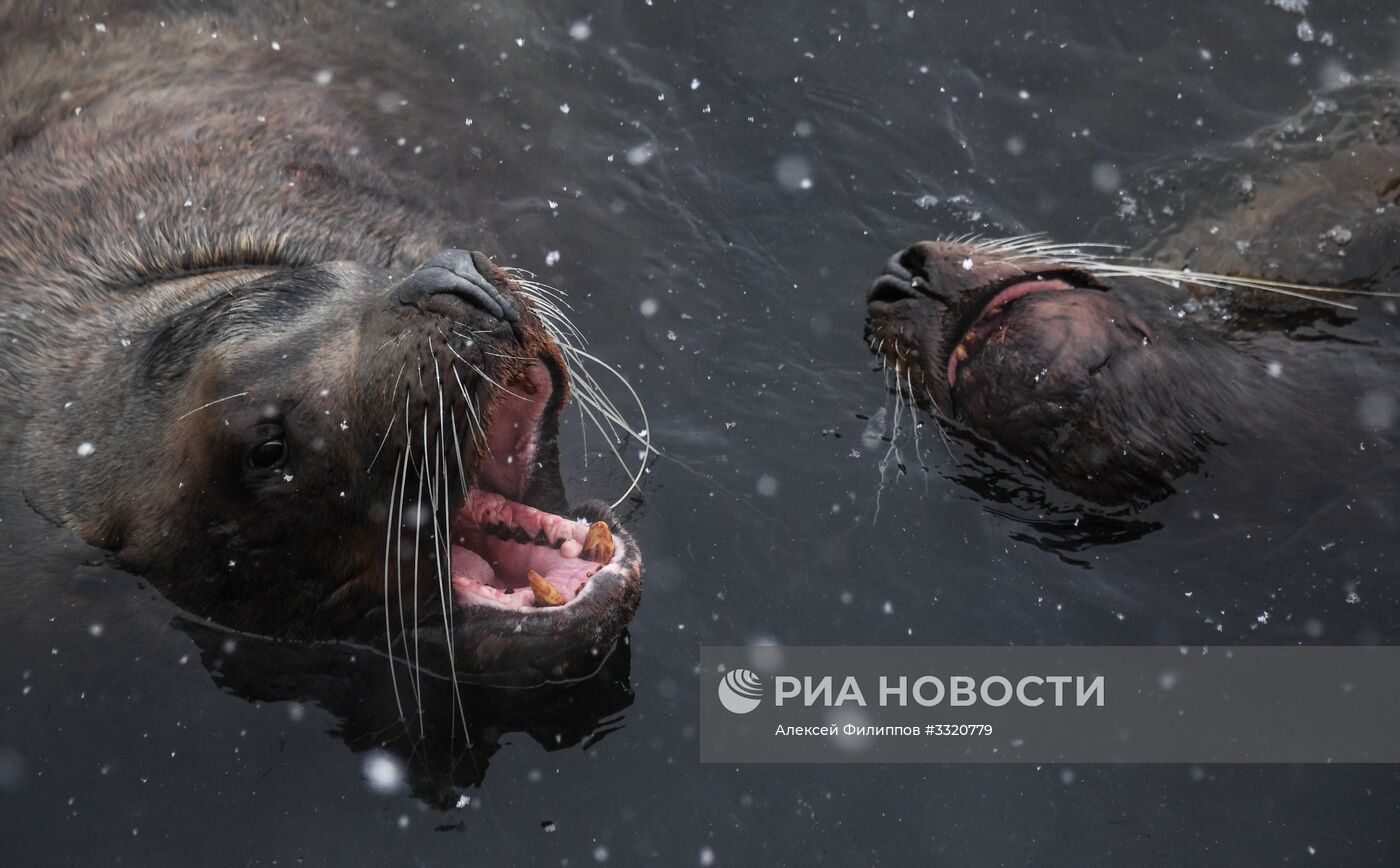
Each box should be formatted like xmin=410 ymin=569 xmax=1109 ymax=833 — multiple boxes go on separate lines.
xmin=0 ymin=1 xmax=640 ymax=682
xmin=1136 ymin=77 xmax=1400 ymax=308
xmin=868 ymin=77 xmax=1400 ymax=506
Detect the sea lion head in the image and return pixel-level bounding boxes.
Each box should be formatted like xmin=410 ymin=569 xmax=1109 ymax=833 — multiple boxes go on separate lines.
xmin=25 ymin=249 xmax=642 ymax=684
xmin=865 ymin=238 xmax=1211 ymax=502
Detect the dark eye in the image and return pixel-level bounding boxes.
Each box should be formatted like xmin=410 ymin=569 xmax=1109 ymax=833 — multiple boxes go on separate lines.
xmin=249 ymin=440 xmax=287 ymax=468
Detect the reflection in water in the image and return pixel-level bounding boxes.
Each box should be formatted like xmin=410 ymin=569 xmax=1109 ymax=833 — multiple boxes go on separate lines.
xmin=865 ymin=411 xmax=1164 ymax=560
xmin=3 ymin=0 xmax=1400 ymax=862
xmin=176 ymin=618 xmax=634 ymax=807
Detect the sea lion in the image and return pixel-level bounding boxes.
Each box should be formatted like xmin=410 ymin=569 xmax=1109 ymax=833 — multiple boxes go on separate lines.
xmin=865 ymin=77 xmax=1399 ymax=507
xmin=0 ymin=3 xmax=643 ymax=685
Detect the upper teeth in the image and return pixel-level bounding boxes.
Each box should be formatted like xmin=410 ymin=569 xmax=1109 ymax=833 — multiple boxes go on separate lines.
xmin=581 ymin=521 xmax=615 ymax=564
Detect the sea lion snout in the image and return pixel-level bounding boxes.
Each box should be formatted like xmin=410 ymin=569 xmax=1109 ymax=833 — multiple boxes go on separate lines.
xmin=866 ymin=243 xmax=969 ymax=309
xmin=394 ymin=248 xmax=523 ymax=339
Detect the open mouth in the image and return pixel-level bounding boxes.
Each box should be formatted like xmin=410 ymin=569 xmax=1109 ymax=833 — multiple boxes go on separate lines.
xmin=448 ymin=361 xmax=626 ymax=612
xmin=945 ymin=275 xmax=1093 ymax=387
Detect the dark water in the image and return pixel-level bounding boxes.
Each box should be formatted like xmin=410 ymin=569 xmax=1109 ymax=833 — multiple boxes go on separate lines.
xmin=4 ymin=0 xmax=1400 ymax=863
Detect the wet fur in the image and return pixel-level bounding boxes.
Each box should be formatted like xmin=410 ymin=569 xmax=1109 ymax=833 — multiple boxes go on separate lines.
xmin=1132 ymin=77 xmax=1400 ymax=300
xmin=868 ymin=77 xmax=1399 ymax=507
xmin=0 ymin=2 xmax=640 ymax=684
xmin=1 ymin=5 xmax=452 ymax=630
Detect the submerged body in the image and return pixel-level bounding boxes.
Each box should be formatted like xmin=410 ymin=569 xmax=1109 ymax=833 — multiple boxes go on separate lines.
xmin=867 ymin=77 xmax=1399 ymax=509
xmin=0 ymin=3 xmax=643 ymax=684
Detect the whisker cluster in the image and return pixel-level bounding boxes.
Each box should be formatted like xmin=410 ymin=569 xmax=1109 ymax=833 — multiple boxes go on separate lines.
xmin=377 ymin=346 xmax=474 ymax=747
xmin=947 ymin=232 xmax=1399 ymax=311
xmin=506 ymin=268 xmax=657 ymax=510
xmin=867 ymin=332 xmax=953 ymax=516
xmin=370 ymin=269 xmax=654 ymax=744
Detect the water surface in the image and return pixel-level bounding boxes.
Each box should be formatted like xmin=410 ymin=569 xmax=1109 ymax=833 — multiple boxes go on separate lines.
xmin=3 ymin=0 xmax=1399 ymax=863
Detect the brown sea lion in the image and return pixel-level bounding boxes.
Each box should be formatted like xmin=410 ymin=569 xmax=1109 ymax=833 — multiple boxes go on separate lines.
xmin=0 ymin=3 xmax=643 ymax=685
xmin=866 ymin=77 xmax=1399 ymax=507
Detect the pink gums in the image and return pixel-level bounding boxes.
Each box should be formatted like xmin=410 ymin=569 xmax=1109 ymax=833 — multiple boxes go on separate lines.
xmin=946 ymin=278 xmax=1073 ymax=387
xmin=450 ymin=490 xmax=621 ymax=611
xmin=474 ymin=363 xmax=553 ymax=501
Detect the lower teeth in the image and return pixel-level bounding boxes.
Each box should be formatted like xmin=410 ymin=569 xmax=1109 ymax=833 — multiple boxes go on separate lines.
xmin=528 ymin=570 xmax=567 ymax=607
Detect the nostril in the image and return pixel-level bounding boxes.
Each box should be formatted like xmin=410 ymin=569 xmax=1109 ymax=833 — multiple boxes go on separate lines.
xmin=867 ymin=247 xmax=930 ymax=305
xmin=422 ymin=249 xmax=497 ymax=289
xmin=884 ymin=249 xmax=915 ymax=282
xmin=868 ymin=242 xmax=960 ymax=307
xmin=398 ymin=266 xmax=505 ymax=318
xmin=395 ymin=248 xmax=523 ymax=338
xmin=466 ymin=250 xmax=500 ymax=281
xmin=867 ymin=274 xmax=918 ymax=305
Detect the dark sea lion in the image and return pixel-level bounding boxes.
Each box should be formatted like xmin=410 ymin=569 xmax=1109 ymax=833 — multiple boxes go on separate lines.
xmin=0 ymin=3 xmax=644 ymax=686
xmin=866 ymin=77 xmax=1399 ymax=508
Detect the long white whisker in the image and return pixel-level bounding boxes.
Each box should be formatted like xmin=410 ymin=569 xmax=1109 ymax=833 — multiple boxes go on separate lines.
xmin=925 ymin=386 xmax=954 ymax=460
xmin=368 ymin=361 xmax=407 ymax=472
xmin=412 ymin=412 xmax=429 ymax=735
xmin=558 ymin=345 xmax=653 ymax=508
xmin=395 ymin=394 xmax=423 ymax=731
xmin=449 ymin=407 xmax=470 ymax=499
xmin=507 ymin=275 xmax=657 ymax=508
xmin=965 ymin=234 xmax=1400 ymax=310
xmin=568 ymin=376 xmax=628 ymax=445
xmin=382 ymin=446 xmax=407 ymax=725
xmin=429 ymin=409 xmax=471 ymax=747
xmin=574 ymin=396 xmax=643 ymax=508
xmin=559 ymin=346 xmax=656 ymax=455
xmin=392 ymin=413 xmax=418 ymax=725
xmin=177 ymin=391 xmax=248 ymax=421
xmin=441 ymin=341 xmax=526 ymax=402
xmin=905 ymin=364 xmax=926 ymax=474
xmin=885 ymin=366 xmax=905 ymax=481
xmin=1087 ymin=263 xmax=1380 ymax=308
xmin=452 ymin=364 xmax=488 ymax=451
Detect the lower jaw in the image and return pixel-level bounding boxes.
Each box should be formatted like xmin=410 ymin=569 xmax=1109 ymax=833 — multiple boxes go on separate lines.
xmin=449 ymin=528 xmax=641 ymax=685
xmin=380 ymin=495 xmax=638 ymax=685
xmin=396 ymin=603 xmax=632 ymax=687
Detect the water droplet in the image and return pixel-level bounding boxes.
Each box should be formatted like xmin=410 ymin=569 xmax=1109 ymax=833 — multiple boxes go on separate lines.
xmin=625 ymin=142 xmax=656 ymax=166
xmin=774 ymin=154 xmax=813 ymax=192
xmin=362 ymin=750 xmax=405 ymax=795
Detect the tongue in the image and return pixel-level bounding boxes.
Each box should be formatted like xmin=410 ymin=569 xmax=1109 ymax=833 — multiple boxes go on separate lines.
xmin=451 ymin=546 xmax=496 ymax=586
xmin=450 ymin=545 xmax=539 ymax=610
